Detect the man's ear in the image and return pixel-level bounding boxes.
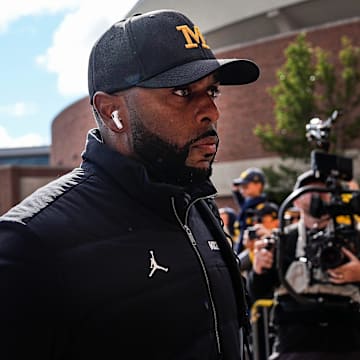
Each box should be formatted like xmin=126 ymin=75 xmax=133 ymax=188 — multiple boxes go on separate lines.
xmin=293 ymin=198 xmax=301 ymax=210
xmin=93 ymin=91 xmax=125 ymax=132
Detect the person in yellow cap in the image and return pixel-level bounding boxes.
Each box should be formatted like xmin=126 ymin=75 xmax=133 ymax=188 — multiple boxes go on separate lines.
xmin=232 ymin=167 xmax=267 ymax=253
xmin=238 ymin=201 xmax=279 ymax=274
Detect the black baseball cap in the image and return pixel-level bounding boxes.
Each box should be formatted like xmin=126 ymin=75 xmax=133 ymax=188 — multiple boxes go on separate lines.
xmin=88 ymin=9 xmax=260 ymax=104
xmin=255 ymin=202 xmax=279 ymax=219
xmin=233 ymin=167 xmax=265 ymax=186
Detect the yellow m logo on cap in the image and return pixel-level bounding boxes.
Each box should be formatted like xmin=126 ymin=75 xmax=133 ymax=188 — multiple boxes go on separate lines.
xmin=176 ymin=25 xmax=210 ymax=49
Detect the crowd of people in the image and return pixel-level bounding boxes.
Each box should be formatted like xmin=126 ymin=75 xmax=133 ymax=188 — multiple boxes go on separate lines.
xmin=0 ymin=8 xmax=359 ymax=360
xmin=220 ymin=166 xmax=360 ymax=359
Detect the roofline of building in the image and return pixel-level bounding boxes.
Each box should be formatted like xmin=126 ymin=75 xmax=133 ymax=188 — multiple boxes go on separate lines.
xmin=214 ymin=15 xmax=360 ymax=54
xmin=0 ymin=145 xmax=50 ymax=158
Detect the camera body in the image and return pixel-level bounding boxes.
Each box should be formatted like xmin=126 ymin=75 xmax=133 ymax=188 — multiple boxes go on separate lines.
xmin=276 ymin=111 xmax=360 ymax=303
xmin=263 ymin=236 xmax=276 ymax=251
xmin=303 ymin=110 xmax=360 ymax=274
xmin=304 ymin=150 xmax=360 ymax=273
xmin=247 ymin=226 xmax=258 ymax=240
xmin=305 ymin=225 xmax=359 ymax=271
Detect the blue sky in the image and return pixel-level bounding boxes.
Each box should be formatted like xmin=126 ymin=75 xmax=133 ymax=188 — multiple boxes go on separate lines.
xmin=0 ymin=0 xmax=137 ymax=148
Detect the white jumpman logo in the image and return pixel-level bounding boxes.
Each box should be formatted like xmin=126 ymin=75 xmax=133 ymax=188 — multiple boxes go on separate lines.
xmin=148 ymin=250 xmax=169 ymax=278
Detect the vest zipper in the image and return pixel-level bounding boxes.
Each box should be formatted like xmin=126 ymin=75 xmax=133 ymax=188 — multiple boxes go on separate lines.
xmin=171 ymin=196 xmax=222 ymax=355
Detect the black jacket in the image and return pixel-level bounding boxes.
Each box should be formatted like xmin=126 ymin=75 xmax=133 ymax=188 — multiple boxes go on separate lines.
xmin=0 ymin=130 xmax=247 ymax=360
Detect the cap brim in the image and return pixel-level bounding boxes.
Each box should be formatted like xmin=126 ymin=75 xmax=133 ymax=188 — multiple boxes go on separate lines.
xmin=137 ymin=58 xmax=259 ymax=88
xmin=233 ymin=178 xmax=248 ymax=185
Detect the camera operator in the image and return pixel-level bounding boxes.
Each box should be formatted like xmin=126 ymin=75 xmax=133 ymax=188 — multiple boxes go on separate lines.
xmin=232 ymin=168 xmax=267 ymax=253
xmin=238 ymin=202 xmax=279 ymax=274
xmin=248 ymin=170 xmax=360 ymax=359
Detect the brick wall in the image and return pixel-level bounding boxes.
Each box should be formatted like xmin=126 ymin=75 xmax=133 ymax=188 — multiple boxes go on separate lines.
xmin=215 ymin=18 xmax=360 ymax=162
xmin=50 ymin=18 xmax=360 ymax=168
xmin=51 ymin=98 xmax=95 ymax=167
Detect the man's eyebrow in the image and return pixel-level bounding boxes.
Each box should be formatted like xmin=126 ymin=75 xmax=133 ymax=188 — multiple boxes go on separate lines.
xmin=210 ymin=81 xmax=221 ymax=87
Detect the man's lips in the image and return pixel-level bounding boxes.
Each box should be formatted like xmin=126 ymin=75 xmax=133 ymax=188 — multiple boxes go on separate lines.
xmin=191 ymin=136 xmax=218 ymax=153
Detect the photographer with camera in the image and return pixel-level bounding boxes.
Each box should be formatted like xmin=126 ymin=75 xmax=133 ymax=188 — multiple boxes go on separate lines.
xmin=232 ymin=168 xmax=267 ymax=253
xmin=249 ymin=170 xmax=360 ymax=359
xmin=238 ymin=202 xmax=279 ymax=274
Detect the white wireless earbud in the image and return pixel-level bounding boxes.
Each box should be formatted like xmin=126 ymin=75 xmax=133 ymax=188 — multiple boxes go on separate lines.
xmin=111 ymin=110 xmax=123 ymax=130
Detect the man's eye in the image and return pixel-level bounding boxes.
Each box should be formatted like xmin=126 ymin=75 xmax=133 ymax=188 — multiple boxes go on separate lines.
xmin=208 ymin=87 xmax=221 ymax=99
xmin=173 ymin=88 xmax=191 ymax=97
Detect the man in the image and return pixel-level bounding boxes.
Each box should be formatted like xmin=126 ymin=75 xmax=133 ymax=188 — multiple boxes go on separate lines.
xmin=255 ymin=201 xmax=279 ymax=231
xmin=249 ymin=170 xmax=360 ymax=359
xmin=238 ymin=201 xmax=279 ymax=274
xmin=232 ymin=167 xmax=267 ymax=252
xmin=0 ymin=10 xmax=259 ymax=360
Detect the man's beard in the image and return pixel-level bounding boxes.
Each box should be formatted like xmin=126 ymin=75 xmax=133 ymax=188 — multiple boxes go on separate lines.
xmin=131 ymin=117 xmax=218 ymax=187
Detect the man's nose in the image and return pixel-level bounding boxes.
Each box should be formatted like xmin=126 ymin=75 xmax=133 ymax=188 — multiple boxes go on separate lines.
xmin=194 ymin=94 xmax=219 ymax=125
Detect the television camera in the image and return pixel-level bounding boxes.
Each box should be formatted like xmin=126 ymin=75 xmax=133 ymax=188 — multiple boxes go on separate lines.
xmin=275 ymin=110 xmax=360 ymax=305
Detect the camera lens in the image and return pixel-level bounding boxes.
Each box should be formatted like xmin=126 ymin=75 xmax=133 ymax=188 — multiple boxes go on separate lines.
xmin=320 ymin=246 xmax=344 ymax=270
xmin=247 ymin=226 xmax=258 ymax=240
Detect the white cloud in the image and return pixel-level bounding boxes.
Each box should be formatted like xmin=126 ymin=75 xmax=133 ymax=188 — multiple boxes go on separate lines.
xmin=0 ymin=102 xmax=37 ymax=118
xmin=2 ymin=0 xmax=138 ymax=97
xmin=0 ymin=126 xmax=48 ymax=148
xmin=0 ymin=0 xmax=81 ymax=32
xmin=36 ymin=0 xmax=138 ymax=97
